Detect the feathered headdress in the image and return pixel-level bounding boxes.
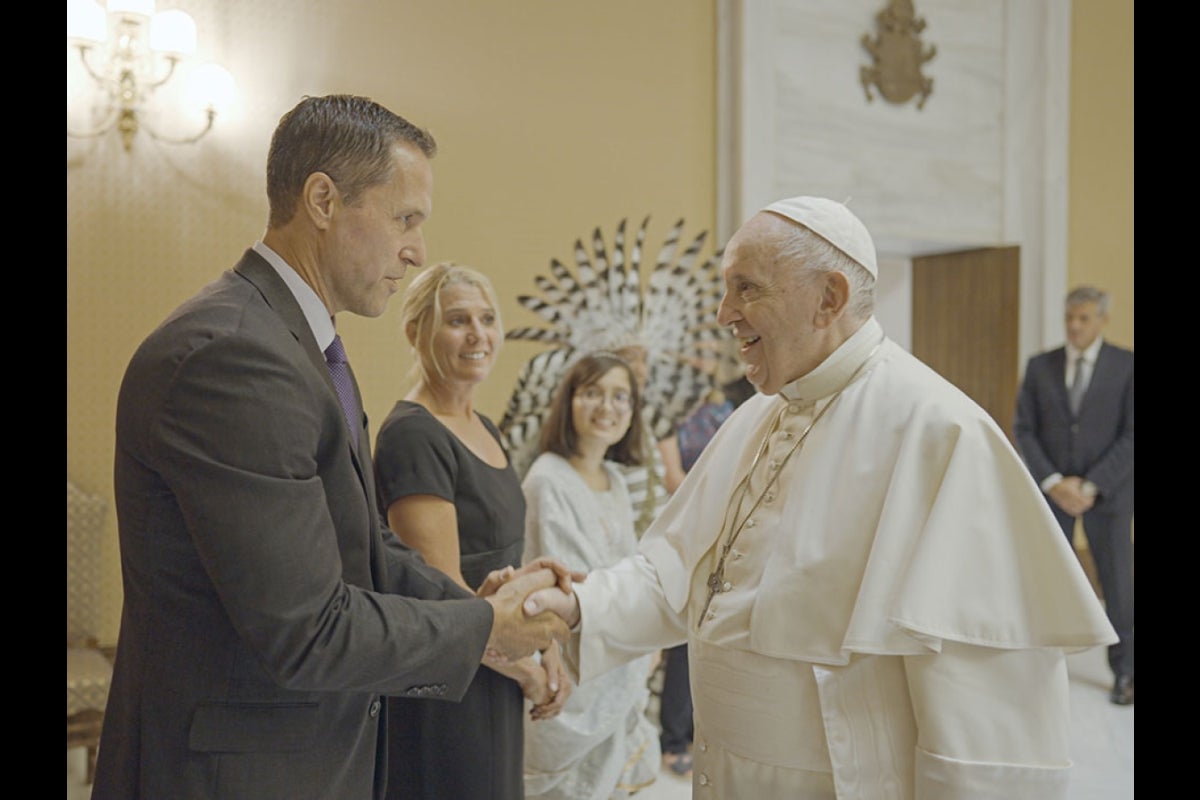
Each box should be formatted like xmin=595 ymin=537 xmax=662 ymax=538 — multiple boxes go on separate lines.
xmin=498 ymin=216 xmax=734 ymax=475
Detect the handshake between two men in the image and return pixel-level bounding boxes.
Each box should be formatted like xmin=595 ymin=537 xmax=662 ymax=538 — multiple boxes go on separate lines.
xmin=474 ymin=556 xmax=587 ymax=721
xmin=476 ymin=556 xmax=584 ymax=662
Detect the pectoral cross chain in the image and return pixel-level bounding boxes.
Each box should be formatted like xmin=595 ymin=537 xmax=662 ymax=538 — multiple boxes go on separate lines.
xmin=698 ymin=554 xmax=731 ymax=625
xmin=693 ymin=341 xmax=881 ymax=633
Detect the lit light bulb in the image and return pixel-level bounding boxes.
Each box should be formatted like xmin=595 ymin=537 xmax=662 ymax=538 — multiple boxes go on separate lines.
xmin=106 ymin=0 xmax=155 ymax=18
xmin=67 ymin=0 xmax=107 ymax=44
xmin=188 ymin=63 xmax=236 ymax=112
xmin=150 ymin=9 xmax=197 ymax=56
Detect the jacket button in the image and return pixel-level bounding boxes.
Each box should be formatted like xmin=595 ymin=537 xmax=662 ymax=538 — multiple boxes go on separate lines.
xmin=369 ymin=699 xmax=381 ymax=718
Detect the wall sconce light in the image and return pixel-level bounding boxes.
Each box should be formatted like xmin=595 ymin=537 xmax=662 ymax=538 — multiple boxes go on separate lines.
xmin=67 ymin=0 xmax=235 ymax=152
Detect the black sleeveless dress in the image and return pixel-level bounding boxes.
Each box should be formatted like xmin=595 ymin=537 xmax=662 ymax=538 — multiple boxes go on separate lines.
xmin=374 ymin=402 xmax=526 ymax=800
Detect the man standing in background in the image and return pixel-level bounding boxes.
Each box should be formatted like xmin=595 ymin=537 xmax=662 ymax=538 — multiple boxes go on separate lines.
xmin=1015 ymin=285 xmax=1135 ymax=705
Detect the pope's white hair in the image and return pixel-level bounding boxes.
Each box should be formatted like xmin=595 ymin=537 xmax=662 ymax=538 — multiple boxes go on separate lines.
xmin=766 ymin=214 xmax=876 ymax=321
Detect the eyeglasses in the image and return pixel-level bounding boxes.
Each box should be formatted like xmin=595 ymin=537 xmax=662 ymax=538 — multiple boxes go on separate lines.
xmin=574 ymin=385 xmax=633 ymax=411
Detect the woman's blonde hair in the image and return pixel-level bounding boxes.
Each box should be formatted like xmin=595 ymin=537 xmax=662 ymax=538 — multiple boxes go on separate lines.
xmin=398 ymin=262 xmax=503 ymax=383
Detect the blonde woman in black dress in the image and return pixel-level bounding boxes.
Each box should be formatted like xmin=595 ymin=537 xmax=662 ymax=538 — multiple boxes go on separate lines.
xmin=375 ymin=262 xmax=569 ymax=800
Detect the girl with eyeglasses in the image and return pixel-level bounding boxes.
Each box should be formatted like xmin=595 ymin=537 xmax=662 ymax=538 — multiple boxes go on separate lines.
xmin=521 ymin=351 xmax=662 ymax=799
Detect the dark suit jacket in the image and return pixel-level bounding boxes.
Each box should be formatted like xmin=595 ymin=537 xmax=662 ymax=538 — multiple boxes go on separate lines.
xmin=93 ymin=250 xmax=494 ymax=800
xmin=1014 ymin=341 xmax=1134 ymax=512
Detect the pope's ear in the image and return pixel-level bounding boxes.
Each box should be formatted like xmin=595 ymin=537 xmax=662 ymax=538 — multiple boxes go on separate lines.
xmin=404 ymin=319 xmax=419 ymax=347
xmin=815 ymin=271 xmax=851 ymax=326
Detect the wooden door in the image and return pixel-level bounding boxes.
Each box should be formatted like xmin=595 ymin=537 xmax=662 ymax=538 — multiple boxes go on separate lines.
xmin=910 ymin=247 xmax=1020 ymax=441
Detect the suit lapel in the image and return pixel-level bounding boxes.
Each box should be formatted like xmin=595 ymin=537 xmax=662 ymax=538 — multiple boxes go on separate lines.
xmin=233 ymin=249 xmax=384 ymax=589
xmin=1049 ymin=348 xmax=1072 ymax=413
xmin=232 ymin=250 xmax=374 ymax=485
xmin=1079 ymin=342 xmax=1115 ymax=411
xmin=233 ymin=250 xmax=328 ymax=372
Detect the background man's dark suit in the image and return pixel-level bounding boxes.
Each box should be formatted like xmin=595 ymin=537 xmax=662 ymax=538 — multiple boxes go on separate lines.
xmin=94 ymin=251 xmax=494 ymax=799
xmin=1014 ymin=339 xmax=1134 ymax=683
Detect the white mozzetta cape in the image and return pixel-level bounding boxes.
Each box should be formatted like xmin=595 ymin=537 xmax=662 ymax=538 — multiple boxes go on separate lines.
xmin=572 ymin=317 xmax=1116 ymax=800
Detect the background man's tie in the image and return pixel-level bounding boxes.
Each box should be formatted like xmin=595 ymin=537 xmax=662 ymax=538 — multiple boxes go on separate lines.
xmin=1068 ymin=357 xmax=1088 ymax=416
xmin=325 ymin=334 xmax=362 ymax=448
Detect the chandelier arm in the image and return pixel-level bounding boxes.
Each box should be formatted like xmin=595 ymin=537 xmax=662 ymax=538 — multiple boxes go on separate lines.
xmin=140 ymin=108 xmax=217 ymax=146
xmin=144 ymin=56 xmax=181 ymax=92
xmin=67 ymin=105 xmax=121 ymax=140
xmin=73 ymin=45 xmax=110 ymax=86
xmin=69 ymin=44 xmax=123 ymax=141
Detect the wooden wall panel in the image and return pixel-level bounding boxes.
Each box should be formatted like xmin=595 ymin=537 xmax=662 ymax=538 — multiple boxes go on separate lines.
xmin=911 ymin=246 xmax=1020 ymax=440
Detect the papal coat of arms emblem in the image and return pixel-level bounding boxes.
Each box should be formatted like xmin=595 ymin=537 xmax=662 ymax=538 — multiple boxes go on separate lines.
xmin=860 ymin=0 xmax=937 ymax=110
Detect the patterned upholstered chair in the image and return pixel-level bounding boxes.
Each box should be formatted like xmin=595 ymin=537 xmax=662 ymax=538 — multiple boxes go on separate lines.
xmin=67 ymin=481 xmax=113 ymax=785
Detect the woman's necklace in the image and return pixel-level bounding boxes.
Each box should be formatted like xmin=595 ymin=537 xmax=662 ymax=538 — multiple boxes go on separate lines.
xmin=697 ymin=343 xmax=881 ymax=629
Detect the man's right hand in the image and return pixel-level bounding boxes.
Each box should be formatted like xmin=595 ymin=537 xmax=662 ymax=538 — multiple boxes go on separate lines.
xmin=484 ymin=568 xmax=570 ymax=662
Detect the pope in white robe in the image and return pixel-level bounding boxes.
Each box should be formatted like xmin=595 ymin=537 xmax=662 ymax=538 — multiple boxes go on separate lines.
xmin=526 ymin=196 xmax=1117 ymax=800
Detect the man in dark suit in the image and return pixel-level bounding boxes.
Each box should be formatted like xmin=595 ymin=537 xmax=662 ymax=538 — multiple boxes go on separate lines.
xmin=1014 ymin=285 xmax=1134 ymax=705
xmin=93 ymin=95 xmax=571 ymax=799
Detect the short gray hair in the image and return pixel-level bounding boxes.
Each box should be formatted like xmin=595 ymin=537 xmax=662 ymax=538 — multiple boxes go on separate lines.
xmin=1066 ymin=285 xmax=1110 ymax=316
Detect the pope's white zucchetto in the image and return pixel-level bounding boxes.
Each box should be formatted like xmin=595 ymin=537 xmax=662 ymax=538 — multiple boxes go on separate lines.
xmin=763 ymin=196 xmax=878 ymax=279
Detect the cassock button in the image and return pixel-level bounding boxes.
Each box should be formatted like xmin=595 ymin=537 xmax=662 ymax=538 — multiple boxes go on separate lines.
xmin=698 ymin=773 xmax=710 ymax=786
xmin=788 ymin=402 xmax=804 ymax=414
xmin=722 ymin=581 xmax=732 ymax=592
xmin=782 ymin=430 xmax=793 ymax=440
xmin=768 ymin=460 xmax=779 ymax=472
xmin=731 ymin=549 xmax=743 ymax=561
xmin=745 ymin=518 xmax=756 ymax=529
xmin=368 ymin=699 xmax=381 ymax=718
xmin=699 ymin=739 xmax=708 ymax=753
xmin=706 ymin=610 xmax=715 ymax=620
xmin=764 ymin=491 xmax=776 ymax=503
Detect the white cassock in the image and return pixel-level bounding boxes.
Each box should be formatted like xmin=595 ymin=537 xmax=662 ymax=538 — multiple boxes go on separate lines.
xmin=569 ymin=316 xmax=1117 ymax=800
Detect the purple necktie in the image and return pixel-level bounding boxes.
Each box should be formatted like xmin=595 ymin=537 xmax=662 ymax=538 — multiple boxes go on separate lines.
xmin=324 ymin=334 xmax=361 ymax=448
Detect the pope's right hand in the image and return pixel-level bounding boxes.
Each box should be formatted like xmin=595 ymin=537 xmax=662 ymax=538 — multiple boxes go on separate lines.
xmin=477 ymin=556 xmax=584 ymax=599
xmin=523 ymin=581 xmax=581 ymax=630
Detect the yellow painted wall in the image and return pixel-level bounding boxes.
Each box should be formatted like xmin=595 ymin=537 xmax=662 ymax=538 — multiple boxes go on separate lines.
xmin=1070 ymin=0 xmax=1134 ymax=347
xmin=67 ymin=0 xmax=718 ymax=644
xmin=68 ymin=0 xmax=1133 ymax=646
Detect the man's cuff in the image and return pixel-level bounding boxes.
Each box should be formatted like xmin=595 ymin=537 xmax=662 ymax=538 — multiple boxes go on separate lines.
xmin=1040 ymin=473 xmax=1064 ymax=493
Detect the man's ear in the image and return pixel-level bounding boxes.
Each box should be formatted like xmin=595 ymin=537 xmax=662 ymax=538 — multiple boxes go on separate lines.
xmin=814 ymin=271 xmax=851 ymax=328
xmin=302 ymin=172 xmax=338 ymax=231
